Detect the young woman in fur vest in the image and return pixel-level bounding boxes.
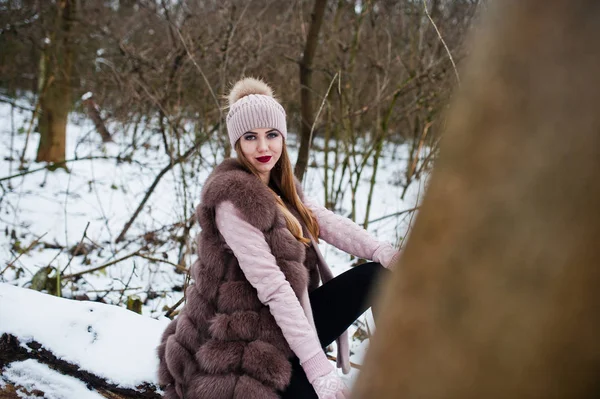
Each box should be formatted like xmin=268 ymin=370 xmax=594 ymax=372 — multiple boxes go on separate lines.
xmin=157 ymin=78 xmax=401 ymax=399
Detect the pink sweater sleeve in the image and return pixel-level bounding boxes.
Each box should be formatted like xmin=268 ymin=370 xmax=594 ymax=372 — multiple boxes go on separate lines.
xmin=305 ymin=197 xmax=400 ymax=268
xmin=215 ymin=201 xmax=332 ymax=382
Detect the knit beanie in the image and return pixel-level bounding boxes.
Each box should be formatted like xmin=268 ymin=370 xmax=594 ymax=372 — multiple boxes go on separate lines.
xmin=226 ymin=77 xmax=287 ymax=147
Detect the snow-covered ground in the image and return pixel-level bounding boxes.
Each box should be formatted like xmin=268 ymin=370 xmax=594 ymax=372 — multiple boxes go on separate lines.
xmin=0 ymin=97 xmax=425 ymax=395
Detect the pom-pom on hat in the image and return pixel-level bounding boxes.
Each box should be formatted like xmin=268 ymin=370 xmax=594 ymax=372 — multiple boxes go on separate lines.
xmin=226 ymin=77 xmax=287 ymax=147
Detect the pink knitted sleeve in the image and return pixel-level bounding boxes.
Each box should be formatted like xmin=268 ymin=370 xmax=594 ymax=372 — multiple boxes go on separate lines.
xmin=215 ymin=201 xmax=333 ymax=382
xmin=305 ymin=197 xmax=400 ymax=268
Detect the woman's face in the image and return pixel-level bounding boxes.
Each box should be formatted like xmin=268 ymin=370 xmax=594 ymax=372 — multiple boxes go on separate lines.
xmin=238 ymin=128 xmax=283 ymax=183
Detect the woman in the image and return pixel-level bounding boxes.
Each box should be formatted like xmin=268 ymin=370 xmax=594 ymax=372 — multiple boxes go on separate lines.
xmin=157 ymin=78 xmax=400 ymax=399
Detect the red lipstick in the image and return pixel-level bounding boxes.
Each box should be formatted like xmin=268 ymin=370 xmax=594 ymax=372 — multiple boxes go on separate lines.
xmin=256 ymin=156 xmax=272 ymax=163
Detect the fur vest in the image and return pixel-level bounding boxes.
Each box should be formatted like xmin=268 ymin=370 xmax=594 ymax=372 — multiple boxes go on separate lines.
xmin=157 ymin=158 xmax=321 ymax=399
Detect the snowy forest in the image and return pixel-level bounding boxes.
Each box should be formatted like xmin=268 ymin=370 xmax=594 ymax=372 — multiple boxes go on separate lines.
xmin=2 ymin=0 xmax=599 ymax=398
xmin=0 ymin=0 xmax=475 ymax=394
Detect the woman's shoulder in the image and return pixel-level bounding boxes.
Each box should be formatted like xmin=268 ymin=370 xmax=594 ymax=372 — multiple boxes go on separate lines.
xmin=200 ymin=158 xmax=278 ymax=230
xmin=201 ymin=158 xmax=255 ymax=204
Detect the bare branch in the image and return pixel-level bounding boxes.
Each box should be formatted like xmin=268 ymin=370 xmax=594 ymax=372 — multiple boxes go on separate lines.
xmin=423 ymin=0 xmax=460 ymax=86
xmin=62 ymin=250 xmax=141 ymax=281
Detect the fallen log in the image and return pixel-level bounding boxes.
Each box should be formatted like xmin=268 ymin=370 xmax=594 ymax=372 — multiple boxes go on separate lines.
xmin=0 ymin=284 xmax=170 ymax=399
xmin=0 ymin=334 xmax=161 ymax=399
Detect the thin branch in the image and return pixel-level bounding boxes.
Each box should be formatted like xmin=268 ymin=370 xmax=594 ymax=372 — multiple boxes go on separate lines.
xmin=423 ymin=0 xmax=460 ymax=86
xmin=85 ymin=287 xmax=142 ymax=293
xmin=309 ymin=72 xmax=339 ymax=149
xmin=19 ymin=93 xmax=42 ymax=170
xmin=115 ymin=142 xmax=201 ymax=243
xmin=118 ymin=262 xmax=137 ymax=305
xmin=61 ymin=222 xmax=90 ymax=274
xmin=173 ymin=28 xmax=223 ymax=135
xmin=165 ymin=295 xmax=186 ymax=319
xmin=361 ymin=207 xmax=420 ymax=226
xmin=0 ymin=156 xmax=139 ymax=183
xmin=3 ymin=232 xmax=48 ymax=275
xmin=219 ymin=1 xmax=252 ymax=93
xmin=136 ymin=254 xmax=188 ymax=273
xmin=61 ymin=250 xmax=141 ymax=280
xmin=46 ymin=250 xmax=63 ymax=271
xmin=399 ymin=178 xmax=423 ymax=249
xmin=0 ymin=95 xmax=36 ymax=112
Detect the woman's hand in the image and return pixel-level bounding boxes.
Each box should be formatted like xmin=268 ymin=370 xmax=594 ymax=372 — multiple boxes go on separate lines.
xmin=312 ymin=370 xmax=350 ymax=399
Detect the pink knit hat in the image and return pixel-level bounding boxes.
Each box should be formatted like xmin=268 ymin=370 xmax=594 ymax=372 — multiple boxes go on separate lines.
xmin=226 ymin=78 xmax=287 ymax=147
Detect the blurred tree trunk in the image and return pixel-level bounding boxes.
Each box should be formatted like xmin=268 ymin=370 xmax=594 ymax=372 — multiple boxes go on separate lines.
xmin=353 ymin=0 xmax=600 ymax=398
xmin=119 ymin=0 xmax=136 ymax=17
xmin=36 ymin=0 xmax=75 ymax=165
xmin=294 ymin=0 xmax=327 ymax=181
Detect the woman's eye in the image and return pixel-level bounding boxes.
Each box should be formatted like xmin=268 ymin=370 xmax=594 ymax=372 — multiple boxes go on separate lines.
xmin=267 ymin=132 xmax=280 ymax=139
xmin=243 ymin=135 xmax=256 ymax=140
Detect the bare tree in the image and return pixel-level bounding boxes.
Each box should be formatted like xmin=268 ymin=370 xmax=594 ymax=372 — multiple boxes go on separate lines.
xmin=36 ymin=0 xmax=76 ymax=165
xmin=294 ymin=0 xmax=328 ymax=181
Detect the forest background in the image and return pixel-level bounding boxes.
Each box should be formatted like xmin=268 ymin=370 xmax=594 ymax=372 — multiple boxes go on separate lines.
xmin=0 ymin=0 xmax=481 ymax=396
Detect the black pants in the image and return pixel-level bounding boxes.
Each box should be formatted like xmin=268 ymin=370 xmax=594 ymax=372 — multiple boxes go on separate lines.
xmin=281 ymin=262 xmax=389 ymax=398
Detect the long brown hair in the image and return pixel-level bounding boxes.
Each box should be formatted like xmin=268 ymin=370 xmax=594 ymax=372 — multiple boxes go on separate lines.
xmin=234 ymin=140 xmax=319 ymax=245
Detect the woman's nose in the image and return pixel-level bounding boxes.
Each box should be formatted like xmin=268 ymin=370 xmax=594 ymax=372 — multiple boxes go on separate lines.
xmin=257 ymin=137 xmax=268 ymax=152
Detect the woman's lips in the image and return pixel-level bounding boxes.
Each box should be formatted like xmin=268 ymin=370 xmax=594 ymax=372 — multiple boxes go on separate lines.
xmin=256 ymin=156 xmax=272 ymax=163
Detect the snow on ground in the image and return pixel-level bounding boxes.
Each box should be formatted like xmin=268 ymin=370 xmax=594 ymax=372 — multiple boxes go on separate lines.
xmin=0 ymin=97 xmax=427 ymax=392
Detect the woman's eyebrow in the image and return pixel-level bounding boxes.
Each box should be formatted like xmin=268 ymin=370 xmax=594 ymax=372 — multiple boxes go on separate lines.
xmin=245 ymin=129 xmax=278 ymax=135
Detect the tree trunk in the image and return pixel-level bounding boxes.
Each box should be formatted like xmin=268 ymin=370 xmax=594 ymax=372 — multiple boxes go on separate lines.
xmin=294 ymin=0 xmax=327 ymax=181
xmin=354 ymin=1 xmax=600 ymax=398
xmin=36 ymin=0 xmax=75 ymax=165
